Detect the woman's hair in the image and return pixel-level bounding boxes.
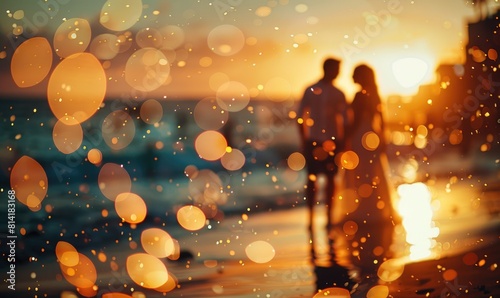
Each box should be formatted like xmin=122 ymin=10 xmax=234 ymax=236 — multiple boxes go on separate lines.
xmin=353 ymin=64 xmax=378 ymax=94
xmin=352 ymin=64 xmax=382 ymax=126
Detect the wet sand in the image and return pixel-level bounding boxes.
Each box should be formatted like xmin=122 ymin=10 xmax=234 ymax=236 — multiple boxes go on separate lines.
xmin=3 ymin=147 xmax=499 ymax=297
xmin=6 ymin=201 xmax=498 ymax=298
xmin=162 ymin=203 xmax=500 ymax=298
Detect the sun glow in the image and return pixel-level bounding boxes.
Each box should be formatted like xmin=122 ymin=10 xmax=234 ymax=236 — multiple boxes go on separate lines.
xmin=392 ymin=57 xmax=430 ymax=88
xmin=336 ymin=52 xmax=436 ymax=100
xmin=347 ymin=47 xmax=437 ymax=99
xmin=396 ymin=182 xmax=440 ymax=261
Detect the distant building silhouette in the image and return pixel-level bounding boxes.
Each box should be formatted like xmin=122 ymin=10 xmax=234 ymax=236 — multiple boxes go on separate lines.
xmin=461 ymin=7 xmax=500 ymax=151
xmin=408 ymin=8 xmax=499 ymax=154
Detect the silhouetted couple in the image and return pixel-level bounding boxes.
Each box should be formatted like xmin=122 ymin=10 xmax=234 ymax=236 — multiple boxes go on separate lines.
xmin=297 ymin=58 xmax=394 ymax=292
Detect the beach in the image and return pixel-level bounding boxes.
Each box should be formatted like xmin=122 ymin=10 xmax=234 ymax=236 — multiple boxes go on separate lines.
xmin=1 ymin=1 xmax=500 ymax=297
xmin=3 ymin=200 xmax=499 ymax=298
xmin=1 ymin=98 xmax=499 ymax=298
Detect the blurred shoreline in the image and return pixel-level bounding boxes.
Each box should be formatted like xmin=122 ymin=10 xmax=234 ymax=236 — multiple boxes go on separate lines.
xmin=2 ymin=200 xmax=499 ymax=297
xmin=1 ymin=97 xmax=499 ymax=297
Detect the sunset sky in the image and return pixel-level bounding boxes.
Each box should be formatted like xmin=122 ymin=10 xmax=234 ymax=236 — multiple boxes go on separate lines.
xmin=1 ymin=0 xmax=499 ymax=101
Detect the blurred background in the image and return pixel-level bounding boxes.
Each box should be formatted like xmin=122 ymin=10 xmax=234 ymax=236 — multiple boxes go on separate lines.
xmin=0 ymin=1 xmax=499 ymax=297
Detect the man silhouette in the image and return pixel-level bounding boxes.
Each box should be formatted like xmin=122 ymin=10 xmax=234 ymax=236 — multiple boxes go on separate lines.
xmin=297 ymin=57 xmax=348 ymax=264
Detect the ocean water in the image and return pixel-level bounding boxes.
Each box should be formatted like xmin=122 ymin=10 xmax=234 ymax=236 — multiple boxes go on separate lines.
xmin=0 ymin=98 xmax=299 ymax=180
xmin=0 ymin=97 xmax=306 ymax=261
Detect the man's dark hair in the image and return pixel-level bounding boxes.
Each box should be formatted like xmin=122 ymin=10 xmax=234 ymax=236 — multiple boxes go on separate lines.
xmin=323 ymin=58 xmax=341 ymax=73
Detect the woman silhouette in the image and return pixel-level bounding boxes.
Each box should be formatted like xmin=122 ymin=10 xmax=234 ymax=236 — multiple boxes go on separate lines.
xmin=336 ymin=64 xmax=395 ymax=279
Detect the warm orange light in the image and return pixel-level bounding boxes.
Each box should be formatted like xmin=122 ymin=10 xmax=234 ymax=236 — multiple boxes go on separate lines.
xmin=10 ymin=155 xmax=48 ymax=211
xmin=55 ymin=241 xmax=79 ymax=267
xmin=208 ymin=24 xmax=245 ymax=56
xmin=221 ymin=148 xmax=246 ymax=171
xmin=140 ymin=99 xmax=163 ymax=124
xmin=89 ymin=33 xmax=119 ymax=60
xmin=47 ymin=52 xmax=106 ymax=125
xmin=245 ymin=240 xmax=275 ymax=264
xmin=125 ymin=48 xmax=170 ymax=92
xmin=160 ymin=25 xmax=185 ymax=50
xmin=396 ymin=182 xmax=439 ymax=260
xmin=177 ymin=205 xmax=206 ymax=231
xmin=114 ymin=192 xmax=147 ymax=224
xmin=377 ymin=258 xmax=405 ymax=282
xmin=194 ymin=130 xmax=227 ymax=161
xmin=141 ymin=228 xmax=175 ymax=258
xmin=53 ymin=118 xmax=83 ymax=154
xmin=126 ymin=253 xmax=169 ymax=289
xmin=154 ymin=272 xmax=178 ymax=293
xmin=87 ymin=149 xmax=103 ymax=165
xmin=340 ymin=151 xmax=359 ymax=170
xmin=287 ymin=152 xmax=306 ymax=171
xmin=59 ymin=253 xmax=97 ymax=289
xmin=312 ymin=287 xmax=350 ymax=298
xmin=11 ymin=37 xmax=52 ymax=87
xmin=98 ymin=163 xmax=132 ymax=201
xmin=102 ymin=293 xmax=133 ymax=298
xmin=53 ymin=18 xmax=91 ymax=58
xmin=102 ymin=110 xmax=136 ymax=150
xmin=194 ymin=97 xmax=228 ymax=130
xmin=342 ymin=220 xmax=358 ymax=235
xmin=361 ymin=131 xmax=380 ymax=151
xmin=216 ymin=81 xmax=250 ymax=112
xmin=100 ymin=0 xmax=143 ymax=31
xmin=264 ymin=77 xmax=291 ymax=102
xmin=366 ymin=285 xmax=389 ymax=297
xmin=187 ymin=169 xmax=226 ymax=205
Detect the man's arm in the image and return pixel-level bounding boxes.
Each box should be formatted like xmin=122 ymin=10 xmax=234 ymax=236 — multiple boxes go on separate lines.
xmin=336 ymin=93 xmax=349 ymax=150
xmin=297 ymin=89 xmax=311 ymax=142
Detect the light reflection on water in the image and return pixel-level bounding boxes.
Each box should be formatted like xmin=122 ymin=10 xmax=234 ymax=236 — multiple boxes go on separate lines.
xmin=396 ymin=182 xmax=440 ymax=261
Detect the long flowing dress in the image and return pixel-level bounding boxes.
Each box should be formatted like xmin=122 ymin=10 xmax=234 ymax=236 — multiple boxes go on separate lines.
xmin=333 ymin=90 xmax=395 ymax=275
